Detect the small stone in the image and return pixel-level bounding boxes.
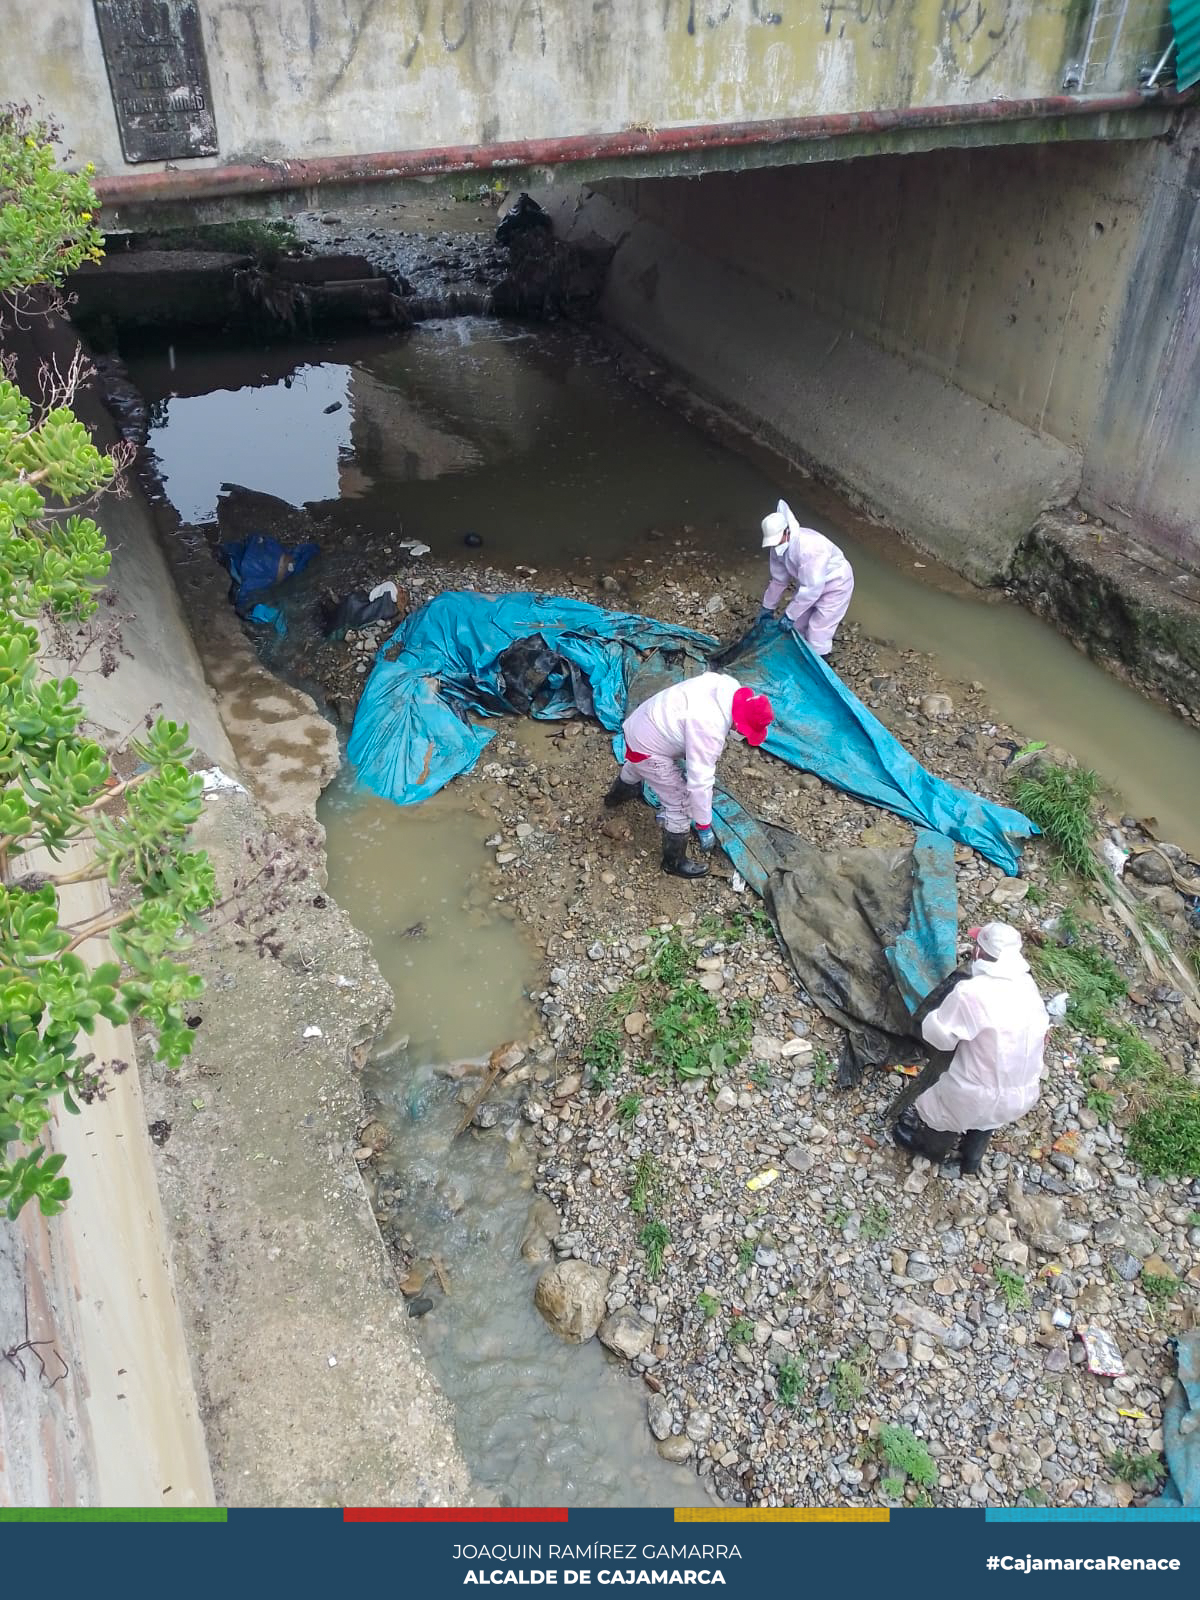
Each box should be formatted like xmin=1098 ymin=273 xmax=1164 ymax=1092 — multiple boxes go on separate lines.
xmin=714 ymin=1084 xmax=738 ymax=1114
xmin=624 ymin=1011 xmax=646 ymax=1037
xmin=780 ymin=1037 xmax=813 ymax=1059
xmin=1110 ymin=1251 xmax=1141 ymax=1282
xmin=698 ymin=972 xmax=724 ymax=994
xmin=784 ymin=1146 xmax=813 ymax=1173
xmin=920 ymin=693 xmax=954 ymax=718
xmin=685 ymin=1409 xmax=713 ymax=1443
xmin=647 ymin=1393 xmax=673 ymax=1440
xmin=657 ymin=1435 xmax=694 ymax=1463
xmin=598 ymin=1308 xmax=653 ymax=1360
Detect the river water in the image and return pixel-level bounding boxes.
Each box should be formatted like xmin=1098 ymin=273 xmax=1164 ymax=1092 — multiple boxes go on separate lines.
xmin=126 ymin=311 xmax=1199 ymax=1505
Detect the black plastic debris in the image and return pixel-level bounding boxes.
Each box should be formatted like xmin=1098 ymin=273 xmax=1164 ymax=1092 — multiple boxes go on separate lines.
xmin=496 ymin=193 xmax=552 ymax=247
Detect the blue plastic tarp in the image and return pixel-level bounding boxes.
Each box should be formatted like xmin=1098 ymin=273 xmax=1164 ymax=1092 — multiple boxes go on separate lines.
xmin=347 ymin=591 xmax=715 ymax=804
xmin=218 ymin=534 xmax=319 ymax=618
xmin=1154 ymin=1333 xmax=1200 ymax=1508
xmin=720 ymin=618 xmax=1036 ymax=875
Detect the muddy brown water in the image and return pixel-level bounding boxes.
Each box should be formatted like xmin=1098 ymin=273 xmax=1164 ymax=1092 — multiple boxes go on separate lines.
xmin=126 ymin=313 xmax=1199 ymax=1504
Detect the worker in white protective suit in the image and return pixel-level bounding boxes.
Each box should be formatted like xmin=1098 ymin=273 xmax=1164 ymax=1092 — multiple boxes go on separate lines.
xmin=893 ymin=922 xmax=1049 ymax=1174
xmin=603 ymin=673 xmax=774 ymax=880
xmin=759 ymin=498 xmax=854 ymax=657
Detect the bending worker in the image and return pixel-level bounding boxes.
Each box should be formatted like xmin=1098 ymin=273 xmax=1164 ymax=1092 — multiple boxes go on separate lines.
xmin=893 ymin=922 xmax=1049 ymax=1174
xmin=604 ymin=673 xmax=774 ymax=880
xmin=759 ymin=498 xmax=854 ymax=657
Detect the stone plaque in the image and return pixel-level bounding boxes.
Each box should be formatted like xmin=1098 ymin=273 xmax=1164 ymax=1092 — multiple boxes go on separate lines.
xmin=93 ymin=1 xmax=218 ymax=163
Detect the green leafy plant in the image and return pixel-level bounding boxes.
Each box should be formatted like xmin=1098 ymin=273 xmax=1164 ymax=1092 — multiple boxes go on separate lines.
xmin=776 ymin=1356 xmax=807 ymax=1408
xmin=583 ymin=1023 xmax=622 ymax=1090
xmin=1128 ymin=1090 xmax=1200 ymax=1180
xmin=736 ymin=1238 xmax=755 ymax=1270
xmin=994 ymin=1265 xmax=1030 ymax=1311
xmin=639 ymin=1220 xmax=669 ymax=1281
xmin=812 ymin=1048 xmax=834 ymax=1088
xmin=728 ymin=1314 xmax=754 ymax=1345
xmin=616 ymin=1092 xmax=643 ymax=1125
xmin=0 ymin=112 xmax=104 ymax=296
xmin=696 ymin=1290 xmax=720 ymax=1320
xmin=1087 ymin=1087 xmax=1116 ymax=1120
xmin=1107 ymin=1450 xmax=1164 ymax=1491
xmin=1141 ymin=1270 xmax=1178 ymax=1308
xmin=861 ymin=1203 xmax=892 ymax=1242
xmin=647 ymin=927 xmax=689 ymax=987
xmin=877 ymin=1424 xmax=937 ymax=1495
xmin=629 ymin=1152 xmax=662 ymax=1216
xmin=1 ymin=117 xmax=211 ymax=1216
xmin=650 ymin=982 xmax=754 ymax=1082
xmin=1029 ymin=938 xmax=1127 ymax=1036
xmin=827 ymin=1202 xmax=851 ymax=1231
xmin=1010 ymin=763 xmax=1102 ymax=879
xmin=833 ymin=1346 xmax=871 ymax=1412
xmin=748 ymin=1059 xmax=770 ymax=1090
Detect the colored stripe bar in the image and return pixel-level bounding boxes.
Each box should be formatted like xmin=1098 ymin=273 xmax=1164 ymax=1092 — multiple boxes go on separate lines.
xmin=674 ymin=1508 xmax=888 ymax=1522
xmin=0 ymin=1509 xmax=227 ymax=1522
xmin=345 ymin=1508 xmax=569 ymax=1522
xmin=988 ymin=1508 xmax=1200 ymax=1522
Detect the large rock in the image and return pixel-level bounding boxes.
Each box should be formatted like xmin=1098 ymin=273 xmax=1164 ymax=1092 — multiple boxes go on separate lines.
xmin=533 ymin=1260 xmax=610 ymax=1343
xmin=597 ymin=1307 xmax=653 ymax=1360
xmin=520 ymin=1195 xmax=562 ymax=1263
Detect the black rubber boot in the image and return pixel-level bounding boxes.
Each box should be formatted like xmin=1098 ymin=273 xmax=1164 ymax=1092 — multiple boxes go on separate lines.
xmin=661 ymin=829 xmax=708 ymax=879
xmin=604 ymin=774 xmax=641 ymax=809
xmin=892 ymin=1107 xmax=959 ymax=1162
xmin=958 ymin=1128 xmax=993 ymax=1175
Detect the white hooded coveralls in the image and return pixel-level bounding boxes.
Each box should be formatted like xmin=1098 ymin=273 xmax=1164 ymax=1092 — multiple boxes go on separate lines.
xmin=764 ymin=528 xmax=854 ymax=656
xmin=914 ymin=946 xmax=1049 ymax=1134
xmin=619 ymin=672 xmax=739 ymax=834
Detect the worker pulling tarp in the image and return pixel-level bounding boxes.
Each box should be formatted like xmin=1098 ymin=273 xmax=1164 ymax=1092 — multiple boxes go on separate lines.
xmin=349 ymin=592 xmax=1035 ymax=876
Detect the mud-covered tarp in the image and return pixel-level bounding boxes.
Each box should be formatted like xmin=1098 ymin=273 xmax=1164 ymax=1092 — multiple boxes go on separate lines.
xmin=714 ymin=791 xmax=959 ymax=1078
xmin=1153 ymin=1333 xmax=1200 ymax=1508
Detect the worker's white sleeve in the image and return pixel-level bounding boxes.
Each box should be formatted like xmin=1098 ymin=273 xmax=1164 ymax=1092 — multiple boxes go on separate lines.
xmin=920 ymin=987 xmax=978 ymax=1053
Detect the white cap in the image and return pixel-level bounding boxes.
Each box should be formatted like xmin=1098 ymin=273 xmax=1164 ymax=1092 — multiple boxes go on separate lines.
xmin=976 ymin=921 xmax=1023 ymax=958
xmin=761 ymin=498 xmax=800 ymax=548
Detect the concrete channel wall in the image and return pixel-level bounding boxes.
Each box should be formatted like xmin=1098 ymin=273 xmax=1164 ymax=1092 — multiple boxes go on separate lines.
xmin=2 ymin=1 xmax=1173 ymax=187
xmin=558 ymin=115 xmax=1200 ymax=577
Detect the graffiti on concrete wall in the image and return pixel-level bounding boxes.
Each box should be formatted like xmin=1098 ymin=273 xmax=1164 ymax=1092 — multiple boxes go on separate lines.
xmin=939 ymin=0 xmax=1016 ymax=81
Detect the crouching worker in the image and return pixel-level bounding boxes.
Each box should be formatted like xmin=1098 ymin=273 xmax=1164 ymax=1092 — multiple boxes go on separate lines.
xmin=759 ymin=498 xmax=854 ymax=657
xmin=604 ymin=674 xmax=774 ymax=880
xmin=893 ymin=922 xmax=1049 ymax=1174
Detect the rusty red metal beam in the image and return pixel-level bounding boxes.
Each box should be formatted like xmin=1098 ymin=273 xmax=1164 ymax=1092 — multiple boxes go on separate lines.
xmin=94 ymin=91 xmax=1185 ymax=210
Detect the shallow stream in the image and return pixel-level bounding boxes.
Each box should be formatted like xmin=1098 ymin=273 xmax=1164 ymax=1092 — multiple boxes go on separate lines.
xmin=126 ymin=306 xmax=1200 ymax=1505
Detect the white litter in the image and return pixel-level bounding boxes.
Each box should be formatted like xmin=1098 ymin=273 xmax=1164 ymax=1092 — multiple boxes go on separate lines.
xmin=327 ymin=1355 xmax=338 ymax=1368
xmin=1100 ymin=837 xmax=1128 ymax=877
xmin=731 ymin=871 xmax=747 ymax=893
xmin=1046 ymin=992 xmax=1069 ymax=1022
xmin=198 ymin=766 xmax=247 ymax=794
xmin=368 ymin=580 xmax=398 ymax=603
xmin=398 ymin=538 xmax=431 ymax=558
xmin=303 ymin=1025 xmax=323 ymax=1039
